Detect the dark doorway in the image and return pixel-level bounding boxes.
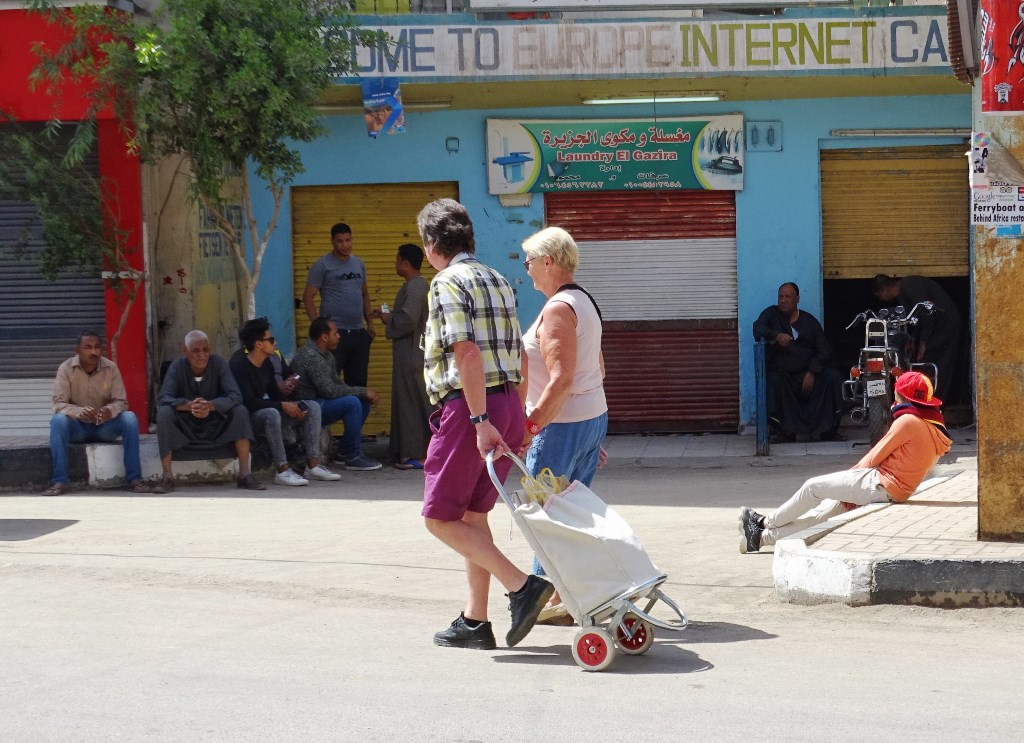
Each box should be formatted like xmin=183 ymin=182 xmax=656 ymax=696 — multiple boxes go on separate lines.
xmin=823 ymin=276 xmax=973 ymax=422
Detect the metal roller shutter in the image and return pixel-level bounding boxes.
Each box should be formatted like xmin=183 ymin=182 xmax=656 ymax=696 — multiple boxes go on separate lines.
xmin=0 ymin=124 xmax=105 ymax=378
xmin=821 ymin=145 xmax=970 ymax=278
xmin=291 ymin=182 xmax=458 ymax=435
xmin=0 ymin=124 xmax=104 ymax=435
xmin=546 ymin=191 xmax=738 ymax=432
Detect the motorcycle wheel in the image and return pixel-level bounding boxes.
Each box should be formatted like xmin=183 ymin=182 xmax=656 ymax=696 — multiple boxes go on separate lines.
xmin=868 ymin=397 xmax=891 ymax=445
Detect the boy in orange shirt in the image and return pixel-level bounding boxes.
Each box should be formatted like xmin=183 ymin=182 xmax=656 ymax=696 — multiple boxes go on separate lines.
xmin=739 ymin=371 xmax=952 ymax=553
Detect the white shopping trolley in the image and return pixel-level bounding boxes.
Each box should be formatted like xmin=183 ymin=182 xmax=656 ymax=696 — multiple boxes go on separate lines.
xmin=486 ymin=452 xmax=687 ymax=671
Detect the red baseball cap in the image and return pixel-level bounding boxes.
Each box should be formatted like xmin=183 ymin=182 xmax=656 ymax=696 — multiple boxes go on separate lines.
xmin=894 ymin=371 xmax=942 ymax=408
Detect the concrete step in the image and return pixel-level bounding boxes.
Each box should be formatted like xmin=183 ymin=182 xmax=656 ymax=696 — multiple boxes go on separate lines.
xmin=0 ymin=434 xmax=241 ymax=491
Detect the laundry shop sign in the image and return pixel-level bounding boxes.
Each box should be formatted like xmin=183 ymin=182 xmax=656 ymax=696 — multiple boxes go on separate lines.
xmin=340 ymin=13 xmax=951 ymax=80
xmin=487 ymin=116 xmax=744 ymax=194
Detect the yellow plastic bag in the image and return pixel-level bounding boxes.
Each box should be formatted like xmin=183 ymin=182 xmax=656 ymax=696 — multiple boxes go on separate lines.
xmin=520 ymin=467 xmax=570 ymax=506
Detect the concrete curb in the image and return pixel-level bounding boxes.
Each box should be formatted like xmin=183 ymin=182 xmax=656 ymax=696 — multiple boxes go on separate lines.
xmin=773 ymin=481 xmax=1024 ymax=608
xmin=772 ymin=503 xmax=889 ymax=606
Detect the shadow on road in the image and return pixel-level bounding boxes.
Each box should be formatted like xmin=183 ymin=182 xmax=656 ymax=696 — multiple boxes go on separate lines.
xmin=0 ymin=518 xmax=79 ymax=541
xmin=492 ymin=640 xmax=714 ymax=674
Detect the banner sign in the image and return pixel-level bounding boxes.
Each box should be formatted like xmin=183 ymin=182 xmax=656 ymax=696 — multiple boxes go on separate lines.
xmin=361 ymin=78 xmax=405 ymax=138
xmin=486 ymin=116 xmax=744 ymax=194
xmin=979 ymin=0 xmax=1024 ymax=114
xmin=342 ymin=14 xmax=951 ymax=82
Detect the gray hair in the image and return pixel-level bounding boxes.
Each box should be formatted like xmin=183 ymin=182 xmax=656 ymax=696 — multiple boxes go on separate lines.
xmin=184 ymin=330 xmax=209 ymax=348
xmin=522 ymin=226 xmax=579 ymax=273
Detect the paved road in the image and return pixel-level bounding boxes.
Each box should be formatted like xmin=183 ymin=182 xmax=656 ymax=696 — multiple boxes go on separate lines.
xmin=2 ymin=456 xmax=1020 ymax=742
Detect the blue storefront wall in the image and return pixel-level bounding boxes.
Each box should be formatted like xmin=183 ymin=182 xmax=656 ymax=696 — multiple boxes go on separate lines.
xmin=249 ymin=91 xmax=969 ymax=431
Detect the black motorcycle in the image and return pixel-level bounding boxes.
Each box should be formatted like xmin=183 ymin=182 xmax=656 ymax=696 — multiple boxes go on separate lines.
xmin=842 ymin=301 xmax=937 ymax=445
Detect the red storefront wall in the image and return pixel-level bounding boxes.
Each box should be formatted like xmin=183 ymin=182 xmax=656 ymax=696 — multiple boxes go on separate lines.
xmin=1 ymin=8 xmax=148 ymax=427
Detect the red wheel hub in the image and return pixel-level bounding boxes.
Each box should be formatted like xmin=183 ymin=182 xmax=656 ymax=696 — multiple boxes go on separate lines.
xmin=576 ymin=632 xmax=609 ymax=666
xmin=617 ymin=618 xmax=648 ymax=651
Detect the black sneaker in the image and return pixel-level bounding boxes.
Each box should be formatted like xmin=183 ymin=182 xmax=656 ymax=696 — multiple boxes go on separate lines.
xmin=505 ymin=574 xmax=555 ymax=647
xmin=433 ymin=613 xmax=497 ymax=650
xmin=738 ymin=507 xmax=765 ymax=554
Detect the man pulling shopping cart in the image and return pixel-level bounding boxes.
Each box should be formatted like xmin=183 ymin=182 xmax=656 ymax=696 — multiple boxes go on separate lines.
xmin=417 ymin=199 xmax=554 ymax=651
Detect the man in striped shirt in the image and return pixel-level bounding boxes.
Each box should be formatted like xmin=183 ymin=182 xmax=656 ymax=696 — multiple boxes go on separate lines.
xmin=418 ymin=198 xmax=554 ymax=651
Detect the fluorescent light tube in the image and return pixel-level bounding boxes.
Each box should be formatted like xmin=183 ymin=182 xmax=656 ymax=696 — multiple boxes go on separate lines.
xmin=582 ymin=93 xmax=722 ymax=105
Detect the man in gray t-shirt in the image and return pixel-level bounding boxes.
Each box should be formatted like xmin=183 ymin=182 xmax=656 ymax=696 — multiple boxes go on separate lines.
xmin=303 ymin=223 xmax=376 ymax=387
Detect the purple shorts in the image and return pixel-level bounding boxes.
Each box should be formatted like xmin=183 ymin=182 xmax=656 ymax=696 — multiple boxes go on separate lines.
xmin=421 ymin=387 xmax=525 ymax=522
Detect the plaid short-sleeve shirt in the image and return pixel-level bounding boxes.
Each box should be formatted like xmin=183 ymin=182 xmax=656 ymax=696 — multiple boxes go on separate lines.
xmin=423 ymin=253 xmax=523 ymax=405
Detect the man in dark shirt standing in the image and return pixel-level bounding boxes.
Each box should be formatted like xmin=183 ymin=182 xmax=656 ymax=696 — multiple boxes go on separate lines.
xmin=229 ymin=318 xmax=341 ymax=486
xmin=872 ymin=274 xmax=961 ymax=403
xmin=753 ymin=282 xmax=845 ymax=443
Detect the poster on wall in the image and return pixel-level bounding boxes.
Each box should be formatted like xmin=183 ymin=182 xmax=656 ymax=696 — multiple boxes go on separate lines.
xmin=979 ymin=0 xmax=1024 ymax=114
xmin=971 ymin=132 xmax=1024 ymax=234
xmin=360 ymin=78 xmax=406 ymax=138
xmin=486 ymin=116 xmax=744 ymax=194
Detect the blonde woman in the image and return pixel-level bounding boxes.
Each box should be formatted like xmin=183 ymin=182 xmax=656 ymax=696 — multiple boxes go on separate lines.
xmin=520 ymin=226 xmax=608 ymax=624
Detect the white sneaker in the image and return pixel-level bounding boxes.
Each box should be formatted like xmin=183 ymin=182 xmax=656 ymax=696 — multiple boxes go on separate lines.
xmin=304 ymin=465 xmax=341 ymax=481
xmin=274 ymin=469 xmax=309 ymax=487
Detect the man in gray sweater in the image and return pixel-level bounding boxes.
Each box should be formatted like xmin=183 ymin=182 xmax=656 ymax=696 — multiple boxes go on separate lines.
xmin=291 ymin=318 xmax=381 ymax=471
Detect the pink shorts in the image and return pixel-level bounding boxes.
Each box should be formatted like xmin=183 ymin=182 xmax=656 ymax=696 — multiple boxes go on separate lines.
xmin=421 ymin=387 xmax=525 ymax=522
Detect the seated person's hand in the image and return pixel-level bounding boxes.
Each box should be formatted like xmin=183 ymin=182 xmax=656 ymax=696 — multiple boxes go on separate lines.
xmin=801 ymin=371 xmax=815 ymax=396
xmin=278 ymin=374 xmax=299 ymax=397
xmin=281 ymin=401 xmax=305 ymax=419
xmin=775 ymin=333 xmax=794 ymax=348
xmin=80 ymin=406 xmax=99 ymax=423
xmin=189 ymin=398 xmax=213 ymax=418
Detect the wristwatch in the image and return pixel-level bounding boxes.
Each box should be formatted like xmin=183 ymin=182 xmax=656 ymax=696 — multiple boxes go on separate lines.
xmin=526 ymin=420 xmax=543 ymax=436
xmin=469 ymin=412 xmax=489 ymax=425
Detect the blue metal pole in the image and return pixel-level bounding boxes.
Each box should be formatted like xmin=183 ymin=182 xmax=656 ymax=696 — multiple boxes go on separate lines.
xmin=755 ymin=339 xmax=769 ymax=456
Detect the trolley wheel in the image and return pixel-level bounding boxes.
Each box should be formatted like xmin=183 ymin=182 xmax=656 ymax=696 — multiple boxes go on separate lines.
xmin=615 ymin=614 xmax=654 ymax=655
xmin=572 ymin=628 xmax=616 ymax=672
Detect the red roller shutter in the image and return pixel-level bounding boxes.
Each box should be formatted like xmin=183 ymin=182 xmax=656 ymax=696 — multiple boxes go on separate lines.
xmin=546 ymin=191 xmax=738 ymax=433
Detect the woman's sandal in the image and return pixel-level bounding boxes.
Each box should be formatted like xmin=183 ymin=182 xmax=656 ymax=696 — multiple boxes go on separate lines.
xmin=394 ymin=459 xmax=424 ymax=470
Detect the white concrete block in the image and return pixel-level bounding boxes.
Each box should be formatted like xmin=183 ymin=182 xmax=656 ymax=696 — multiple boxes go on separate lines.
xmin=773 ymin=539 xmax=872 ymax=606
xmin=86 ymin=436 xmax=238 ymax=488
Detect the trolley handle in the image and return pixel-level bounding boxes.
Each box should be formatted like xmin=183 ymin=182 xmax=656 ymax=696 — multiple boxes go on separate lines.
xmin=485 ymin=450 xmax=533 ymax=512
